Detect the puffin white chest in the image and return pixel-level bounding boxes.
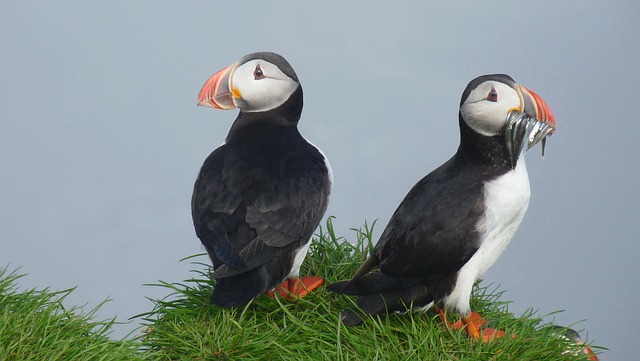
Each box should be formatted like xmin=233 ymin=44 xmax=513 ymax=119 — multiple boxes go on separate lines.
xmin=473 ymin=157 xmax=530 ymax=277
xmin=443 ymin=157 xmax=530 ymax=314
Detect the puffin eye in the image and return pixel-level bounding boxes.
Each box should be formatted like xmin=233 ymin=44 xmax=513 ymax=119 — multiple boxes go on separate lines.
xmin=486 ymin=87 xmax=498 ymax=102
xmin=253 ymin=65 xmax=265 ymax=80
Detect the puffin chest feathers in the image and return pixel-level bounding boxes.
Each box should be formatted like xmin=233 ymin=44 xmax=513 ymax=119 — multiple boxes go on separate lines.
xmin=443 ymin=157 xmax=530 ymax=314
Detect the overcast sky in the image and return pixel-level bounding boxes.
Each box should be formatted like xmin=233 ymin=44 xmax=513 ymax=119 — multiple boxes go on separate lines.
xmin=1 ymin=1 xmax=638 ymax=359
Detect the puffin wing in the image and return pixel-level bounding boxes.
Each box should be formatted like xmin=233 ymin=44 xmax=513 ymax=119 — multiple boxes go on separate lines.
xmin=246 ymin=156 xmax=331 ymax=248
xmin=375 ymin=158 xmax=485 ymax=279
xmin=219 ymin=153 xmax=331 ymax=278
xmin=192 ymin=145 xmax=248 ymax=270
xmin=193 ymin=144 xmax=331 ymax=278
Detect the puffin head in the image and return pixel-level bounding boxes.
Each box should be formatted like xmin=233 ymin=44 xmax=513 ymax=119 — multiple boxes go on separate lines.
xmin=459 ymin=74 xmax=555 ymax=137
xmin=458 ymin=74 xmax=556 ymax=166
xmin=197 ymin=52 xmax=301 ymax=113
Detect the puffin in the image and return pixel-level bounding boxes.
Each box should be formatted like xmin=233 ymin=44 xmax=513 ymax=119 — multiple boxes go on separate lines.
xmin=328 ymin=74 xmax=555 ymax=341
xmin=192 ymin=52 xmax=332 ymax=307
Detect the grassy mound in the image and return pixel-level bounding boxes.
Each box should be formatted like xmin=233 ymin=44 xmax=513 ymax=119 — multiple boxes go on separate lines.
xmin=136 ymin=218 xmax=600 ymax=360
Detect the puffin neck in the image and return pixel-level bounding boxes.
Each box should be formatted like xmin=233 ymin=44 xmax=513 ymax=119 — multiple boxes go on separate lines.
xmin=226 ymin=86 xmax=303 ymax=141
xmin=456 ymin=113 xmax=512 ymax=170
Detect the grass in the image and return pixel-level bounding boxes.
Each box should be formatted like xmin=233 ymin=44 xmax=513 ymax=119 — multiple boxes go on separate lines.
xmin=0 ymin=217 xmax=602 ymax=360
xmin=136 ymin=217 xmax=602 ymax=360
xmin=0 ymin=268 xmax=143 ymax=361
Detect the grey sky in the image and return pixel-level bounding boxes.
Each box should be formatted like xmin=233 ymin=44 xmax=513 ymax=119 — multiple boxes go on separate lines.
xmin=1 ymin=1 xmax=638 ymax=359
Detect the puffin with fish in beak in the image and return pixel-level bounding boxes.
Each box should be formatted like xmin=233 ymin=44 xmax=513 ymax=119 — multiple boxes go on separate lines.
xmin=328 ymin=74 xmax=555 ymax=342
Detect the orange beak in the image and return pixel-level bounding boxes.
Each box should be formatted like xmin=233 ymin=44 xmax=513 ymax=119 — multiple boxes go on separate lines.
xmin=516 ymin=84 xmax=556 ymax=129
xmin=197 ymin=64 xmax=237 ymax=110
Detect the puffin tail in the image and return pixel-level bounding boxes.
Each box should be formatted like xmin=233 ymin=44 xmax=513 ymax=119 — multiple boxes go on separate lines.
xmin=210 ymin=268 xmax=278 ymax=307
xmin=210 ymin=278 xmax=260 ymax=307
xmin=327 ymin=273 xmax=433 ymax=325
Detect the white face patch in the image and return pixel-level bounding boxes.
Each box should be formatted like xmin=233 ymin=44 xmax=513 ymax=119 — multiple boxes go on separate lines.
xmin=230 ymin=59 xmax=299 ymax=113
xmin=460 ymin=81 xmax=520 ymax=136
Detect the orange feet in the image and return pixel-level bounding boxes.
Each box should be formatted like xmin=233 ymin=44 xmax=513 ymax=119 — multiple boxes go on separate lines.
xmin=267 ymin=276 xmax=324 ymax=300
xmin=436 ymin=309 xmax=505 ymax=342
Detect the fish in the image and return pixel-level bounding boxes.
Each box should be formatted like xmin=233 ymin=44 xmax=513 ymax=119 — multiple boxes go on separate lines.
xmin=505 ymin=111 xmax=555 ymax=168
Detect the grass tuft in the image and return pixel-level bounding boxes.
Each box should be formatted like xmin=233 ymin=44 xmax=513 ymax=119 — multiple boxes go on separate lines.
xmin=0 ymin=267 xmax=144 ymax=361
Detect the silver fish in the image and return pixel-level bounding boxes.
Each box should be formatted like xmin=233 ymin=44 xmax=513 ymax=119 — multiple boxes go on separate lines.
xmin=505 ymin=111 xmax=555 ymax=168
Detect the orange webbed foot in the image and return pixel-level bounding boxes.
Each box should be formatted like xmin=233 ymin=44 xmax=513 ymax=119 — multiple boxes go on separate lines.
xmin=437 ymin=309 xmax=507 ymax=342
xmin=267 ymin=276 xmax=324 ymax=300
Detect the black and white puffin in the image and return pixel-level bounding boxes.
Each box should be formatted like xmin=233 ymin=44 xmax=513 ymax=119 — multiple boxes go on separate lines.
xmin=328 ymin=74 xmax=555 ymax=341
xmin=192 ymin=52 xmax=332 ymax=307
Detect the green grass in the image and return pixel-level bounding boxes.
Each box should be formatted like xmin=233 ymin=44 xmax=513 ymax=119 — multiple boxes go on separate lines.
xmin=0 ymin=268 xmax=144 ymax=361
xmin=136 ymin=217 xmax=602 ymax=360
xmin=0 ymin=218 xmax=602 ymax=360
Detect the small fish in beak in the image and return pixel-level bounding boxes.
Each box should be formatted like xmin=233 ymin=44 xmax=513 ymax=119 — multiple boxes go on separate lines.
xmin=505 ymin=111 xmax=555 ymax=166
xmin=505 ymin=84 xmax=556 ymax=168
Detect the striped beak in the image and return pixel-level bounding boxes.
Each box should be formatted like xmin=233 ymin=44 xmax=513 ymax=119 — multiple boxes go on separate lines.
xmin=197 ymin=64 xmax=237 ymax=110
xmin=505 ymin=84 xmax=556 ymax=167
xmin=516 ymin=84 xmax=556 ymax=129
